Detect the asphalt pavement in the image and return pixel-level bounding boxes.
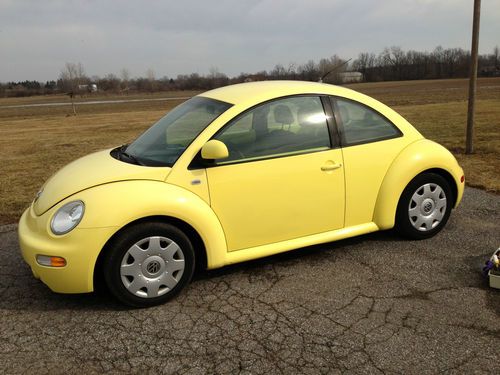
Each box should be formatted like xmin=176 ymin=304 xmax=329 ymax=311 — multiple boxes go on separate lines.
xmin=1 ymin=187 xmax=499 ymax=374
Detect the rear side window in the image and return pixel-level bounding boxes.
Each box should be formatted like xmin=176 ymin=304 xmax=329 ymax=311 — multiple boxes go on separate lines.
xmin=334 ymin=98 xmax=401 ymax=146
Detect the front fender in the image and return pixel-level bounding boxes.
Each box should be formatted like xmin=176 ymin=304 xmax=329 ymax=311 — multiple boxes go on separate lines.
xmin=74 ymin=180 xmax=228 ymax=269
xmin=373 ymin=139 xmax=464 ymax=230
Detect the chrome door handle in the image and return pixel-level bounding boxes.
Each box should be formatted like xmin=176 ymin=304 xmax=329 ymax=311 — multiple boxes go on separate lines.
xmin=321 ymin=163 xmax=342 ymax=171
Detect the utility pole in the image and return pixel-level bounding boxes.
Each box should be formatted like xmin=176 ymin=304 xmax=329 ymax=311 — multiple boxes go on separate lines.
xmin=466 ymin=0 xmax=481 ymax=154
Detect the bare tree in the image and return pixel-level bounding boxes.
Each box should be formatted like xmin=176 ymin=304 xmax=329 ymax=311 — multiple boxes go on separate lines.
xmin=59 ymin=62 xmax=86 ymax=115
xmin=208 ymin=67 xmax=229 ymax=88
xmin=493 ymin=46 xmax=500 ymax=67
xmin=59 ymin=62 xmax=86 ymax=90
xmin=379 ymin=47 xmax=407 ymax=80
xmin=208 ymin=66 xmax=220 ymax=78
xmin=146 ymin=68 xmax=156 ymax=92
xmin=298 ymin=60 xmax=318 ymax=81
xmin=270 ymin=64 xmax=287 ymax=78
xmin=120 ymin=68 xmax=130 ymax=92
xmin=100 ymin=73 xmax=121 ymax=92
xmin=431 ymin=46 xmax=446 ymax=78
xmin=287 ymin=63 xmax=297 ymax=79
xmin=353 ymin=52 xmax=376 ymax=80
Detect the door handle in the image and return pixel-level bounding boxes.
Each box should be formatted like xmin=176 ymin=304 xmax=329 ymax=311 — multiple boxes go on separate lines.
xmin=321 ymin=162 xmax=342 ymax=171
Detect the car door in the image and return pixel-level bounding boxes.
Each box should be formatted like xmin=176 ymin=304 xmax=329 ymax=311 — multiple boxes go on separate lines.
xmin=331 ymin=96 xmax=407 ymax=227
xmin=205 ymin=96 xmax=345 ymax=252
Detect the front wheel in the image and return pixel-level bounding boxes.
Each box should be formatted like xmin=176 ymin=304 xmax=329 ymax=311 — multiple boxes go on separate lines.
xmin=395 ymin=173 xmax=453 ymax=239
xmin=103 ymin=222 xmax=195 ymax=307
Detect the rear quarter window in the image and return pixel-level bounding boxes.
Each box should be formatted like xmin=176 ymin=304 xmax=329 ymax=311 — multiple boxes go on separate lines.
xmin=334 ymin=97 xmax=401 ymax=146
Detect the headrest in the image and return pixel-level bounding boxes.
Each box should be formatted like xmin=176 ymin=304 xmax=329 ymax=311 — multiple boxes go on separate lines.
xmin=274 ymin=104 xmax=294 ymax=125
xmin=339 ymin=105 xmax=349 ymax=123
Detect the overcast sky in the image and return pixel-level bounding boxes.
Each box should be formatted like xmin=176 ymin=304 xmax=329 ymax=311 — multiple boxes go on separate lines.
xmin=1 ymin=0 xmax=499 ymax=82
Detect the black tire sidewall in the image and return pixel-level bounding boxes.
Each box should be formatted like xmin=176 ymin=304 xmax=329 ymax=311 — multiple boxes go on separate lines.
xmin=396 ymin=173 xmax=453 ymax=239
xmin=103 ymin=222 xmax=195 ymax=307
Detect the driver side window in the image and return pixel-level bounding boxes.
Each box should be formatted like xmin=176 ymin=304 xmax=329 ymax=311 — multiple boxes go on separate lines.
xmin=214 ymin=96 xmax=331 ymax=163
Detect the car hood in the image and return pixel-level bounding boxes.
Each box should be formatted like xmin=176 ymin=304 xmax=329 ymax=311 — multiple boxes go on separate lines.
xmin=33 ymin=149 xmax=171 ymax=216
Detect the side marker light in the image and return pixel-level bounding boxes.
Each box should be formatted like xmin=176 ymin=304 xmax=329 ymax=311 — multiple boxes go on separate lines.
xmin=36 ymin=255 xmax=67 ymax=267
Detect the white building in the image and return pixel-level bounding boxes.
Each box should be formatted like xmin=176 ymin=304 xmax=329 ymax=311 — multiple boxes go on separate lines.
xmin=337 ymin=72 xmax=364 ymax=83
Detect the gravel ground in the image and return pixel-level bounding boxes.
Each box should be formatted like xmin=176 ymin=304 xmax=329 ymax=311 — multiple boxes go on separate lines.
xmin=0 ymin=187 xmax=499 ymax=374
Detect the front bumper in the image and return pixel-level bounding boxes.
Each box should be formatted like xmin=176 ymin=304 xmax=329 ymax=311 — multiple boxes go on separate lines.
xmin=18 ymin=205 xmax=118 ymax=294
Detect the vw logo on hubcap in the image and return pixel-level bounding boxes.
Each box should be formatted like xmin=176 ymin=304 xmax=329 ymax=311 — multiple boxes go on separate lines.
xmin=146 ymin=261 xmax=161 ymax=275
xmin=421 ymin=198 xmax=435 ymax=214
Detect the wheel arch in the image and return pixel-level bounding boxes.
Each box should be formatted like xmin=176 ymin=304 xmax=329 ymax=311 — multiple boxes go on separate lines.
xmin=93 ymin=215 xmax=208 ymax=291
xmin=423 ymin=168 xmax=458 ymax=206
xmin=372 ymin=139 xmax=464 ymax=230
xmin=73 ymin=180 xmax=229 ymax=292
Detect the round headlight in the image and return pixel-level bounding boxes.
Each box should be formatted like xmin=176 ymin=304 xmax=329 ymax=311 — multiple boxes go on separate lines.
xmin=50 ymin=200 xmax=85 ymax=235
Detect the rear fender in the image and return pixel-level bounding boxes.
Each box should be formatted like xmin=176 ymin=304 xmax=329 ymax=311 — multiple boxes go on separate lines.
xmin=373 ymin=139 xmax=464 ymax=230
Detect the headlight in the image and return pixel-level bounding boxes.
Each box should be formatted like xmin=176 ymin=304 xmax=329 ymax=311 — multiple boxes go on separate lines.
xmin=50 ymin=200 xmax=85 ymax=235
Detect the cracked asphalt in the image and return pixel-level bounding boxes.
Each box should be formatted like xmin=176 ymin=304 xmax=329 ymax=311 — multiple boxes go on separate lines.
xmin=1 ymin=187 xmax=499 ymax=374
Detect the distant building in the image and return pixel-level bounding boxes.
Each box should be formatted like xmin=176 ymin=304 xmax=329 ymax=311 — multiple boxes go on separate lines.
xmin=78 ymin=84 xmax=98 ymax=92
xmin=337 ymin=72 xmax=364 ymax=83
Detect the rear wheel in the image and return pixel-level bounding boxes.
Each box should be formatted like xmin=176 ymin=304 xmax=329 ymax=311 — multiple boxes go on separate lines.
xmin=396 ymin=173 xmax=453 ymax=239
xmin=103 ymin=222 xmax=195 ymax=307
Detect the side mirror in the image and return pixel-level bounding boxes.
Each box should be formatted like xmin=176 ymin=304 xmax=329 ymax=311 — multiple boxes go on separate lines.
xmin=201 ymin=140 xmax=229 ymax=160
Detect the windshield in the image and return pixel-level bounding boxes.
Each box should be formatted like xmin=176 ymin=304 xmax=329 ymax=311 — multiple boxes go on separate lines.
xmin=123 ymin=97 xmax=232 ymax=166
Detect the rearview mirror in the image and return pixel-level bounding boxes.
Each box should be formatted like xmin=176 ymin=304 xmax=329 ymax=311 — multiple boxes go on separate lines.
xmin=201 ymin=140 xmax=229 ymax=160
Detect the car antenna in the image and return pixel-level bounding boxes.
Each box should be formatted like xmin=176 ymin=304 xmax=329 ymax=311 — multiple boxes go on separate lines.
xmin=318 ymin=58 xmax=352 ymax=83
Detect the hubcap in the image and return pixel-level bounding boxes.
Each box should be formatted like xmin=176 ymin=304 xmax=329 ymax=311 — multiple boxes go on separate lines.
xmin=408 ymin=183 xmax=447 ymax=232
xmin=120 ymin=236 xmax=185 ymax=299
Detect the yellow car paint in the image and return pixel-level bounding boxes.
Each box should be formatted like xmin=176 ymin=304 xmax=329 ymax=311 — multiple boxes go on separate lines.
xmin=223 ymin=222 xmax=380 ymax=267
xmin=34 ymin=149 xmax=171 ymax=215
xmin=18 ymin=205 xmax=117 ymax=293
xmin=201 ymin=140 xmax=229 ymax=159
xmin=18 ymin=80 xmax=465 ymax=295
xmin=342 ymin=137 xmax=414 ymax=227
xmin=207 ymin=148 xmax=345 ymax=251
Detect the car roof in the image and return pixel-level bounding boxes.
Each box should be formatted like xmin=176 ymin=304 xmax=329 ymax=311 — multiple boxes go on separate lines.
xmin=199 ymin=80 xmax=360 ymax=106
xmin=198 ymin=80 xmax=423 ymax=141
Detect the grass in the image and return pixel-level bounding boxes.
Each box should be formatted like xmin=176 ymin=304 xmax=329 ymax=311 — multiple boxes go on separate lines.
xmin=0 ymin=99 xmax=185 ymax=224
xmin=0 ymin=78 xmax=499 ymax=225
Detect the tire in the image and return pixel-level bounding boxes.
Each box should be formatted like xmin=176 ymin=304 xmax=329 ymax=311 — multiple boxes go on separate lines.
xmin=103 ymin=222 xmax=195 ymax=307
xmin=395 ymin=172 xmax=453 ymax=240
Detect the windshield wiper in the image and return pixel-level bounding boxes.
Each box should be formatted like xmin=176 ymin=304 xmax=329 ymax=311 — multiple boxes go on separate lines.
xmin=118 ymin=144 xmax=144 ymax=166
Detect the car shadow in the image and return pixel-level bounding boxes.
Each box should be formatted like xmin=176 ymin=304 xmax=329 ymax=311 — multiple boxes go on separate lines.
xmin=3 ymin=230 xmax=402 ymax=312
xmin=7 ymin=227 xmax=492 ymax=312
xmin=194 ymin=229 xmax=406 ymax=281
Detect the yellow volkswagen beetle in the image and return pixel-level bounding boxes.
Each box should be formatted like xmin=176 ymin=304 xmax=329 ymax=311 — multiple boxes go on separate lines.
xmin=18 ymin=81 xmax=464 ymax=307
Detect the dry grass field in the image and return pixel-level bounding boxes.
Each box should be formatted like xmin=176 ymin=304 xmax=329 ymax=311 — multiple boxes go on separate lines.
xmin=0 ymin=78 xmax=498 ymax=225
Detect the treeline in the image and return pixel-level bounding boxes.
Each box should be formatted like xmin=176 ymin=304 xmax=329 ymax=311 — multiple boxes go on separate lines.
xmin=353 ymin=46 xmax=500 ymax=81
xmin=1 ymin=45 xmax=499 ymax=98
xmin=263 ymin=46 xmax=500 ymax=82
